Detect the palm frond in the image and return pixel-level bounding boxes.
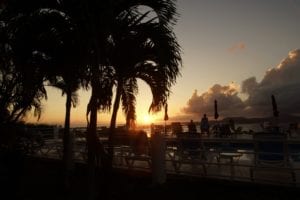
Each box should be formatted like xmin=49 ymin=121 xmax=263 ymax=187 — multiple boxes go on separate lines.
xmin=115 ymin=0 xmax=178 ymax=26
xmin=121 ymin=78 xmax=138 ymax=128
xmin=71 ymin=92 xmax=79 ymax=108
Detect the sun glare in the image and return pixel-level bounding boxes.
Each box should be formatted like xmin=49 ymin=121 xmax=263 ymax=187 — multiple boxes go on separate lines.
xmin=142 ymin=114 xmax=154 ymax=125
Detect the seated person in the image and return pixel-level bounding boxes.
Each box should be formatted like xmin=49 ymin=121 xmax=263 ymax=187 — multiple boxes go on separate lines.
xmin=219 ymin=124 xmax=231 ymax=137
xmin=132 ymin=131 xmax=149 ymax=155
xmin=287 ymin=123 xmax=299 ymax=136
xmin=171 ymin=122 xmax=183 ymax=136
xmin=200 ymin=114 xmax=210 ymax=134
xmin=211 ymin=124 xmax=220 ymax=135
xmin=228 ymin=118 xmax=236 ymax=133
xmin=188 ymin=120 xmax=197 ymax=133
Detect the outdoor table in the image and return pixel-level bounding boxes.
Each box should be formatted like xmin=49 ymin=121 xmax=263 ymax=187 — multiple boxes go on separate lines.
xmin=218 ymin=152 xmax=243 ymax=178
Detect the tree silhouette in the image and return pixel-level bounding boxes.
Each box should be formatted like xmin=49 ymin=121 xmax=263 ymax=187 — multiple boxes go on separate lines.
xmin=103 ymin=3 xmax=181 ymax=169
xmin=81 ymin=2 xmax=180 ymax=198
xmin=1 ymin=2 xmax=88 ymax=190
xmin=0 ymin=10 xmax=47 ymax=125
xmin=1 ymin=1 xmax=181 ymax=199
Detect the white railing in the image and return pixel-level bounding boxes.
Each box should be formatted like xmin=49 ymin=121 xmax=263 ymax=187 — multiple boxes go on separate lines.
xmin=27 ymin=129 xmax=300 ymax=187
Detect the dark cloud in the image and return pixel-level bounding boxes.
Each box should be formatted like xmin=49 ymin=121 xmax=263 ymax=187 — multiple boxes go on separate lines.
xmin=182 ymin=84 xmax=245 ymax=119
xmin=241 ymin=77 xmax=258 ymax=94
xmin=182 ymin=49 xmax=300 ymax=118
xmin=243 ymin=49 xmax=300 ymax=116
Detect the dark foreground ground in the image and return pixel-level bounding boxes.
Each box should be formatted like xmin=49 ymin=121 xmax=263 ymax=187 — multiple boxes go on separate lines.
xmin=1 ymin=156 xmax=299 ymax=200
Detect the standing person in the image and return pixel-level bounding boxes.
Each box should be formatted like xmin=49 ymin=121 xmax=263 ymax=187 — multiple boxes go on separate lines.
xmin=200 ymin=114 xmax=210 ymax=134
xmin=150 ymin=123 xmax=155 ymax=135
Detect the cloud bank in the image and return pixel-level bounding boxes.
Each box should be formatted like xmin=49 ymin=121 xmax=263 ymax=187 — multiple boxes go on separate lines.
xmin=182 ymin=49 xmax=300 ymax=118
xmin=182 ymin=84 xmax=245 ymax=118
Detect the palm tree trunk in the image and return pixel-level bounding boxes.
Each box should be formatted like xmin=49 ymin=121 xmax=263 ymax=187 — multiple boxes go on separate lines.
xmin=86 ymin=85 xmax=110 ymax=200
xmin=63 ymin=88 xmax=73 ymax=191
xmin=108 ymin=81 xmax=123 ymax=168
xmin=87 ymin=88 xmax=98 ymax=200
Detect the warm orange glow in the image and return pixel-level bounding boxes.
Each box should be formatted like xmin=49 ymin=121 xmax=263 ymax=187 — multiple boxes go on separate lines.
xmin=142 ymin=114 xmax=154 ymax=125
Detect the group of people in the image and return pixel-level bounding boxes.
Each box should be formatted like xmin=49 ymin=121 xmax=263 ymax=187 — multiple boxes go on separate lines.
xmin=187 ymin=114 xmax=236 ymax=135
xmin=187 ymin=114 xmax=210 ymax=134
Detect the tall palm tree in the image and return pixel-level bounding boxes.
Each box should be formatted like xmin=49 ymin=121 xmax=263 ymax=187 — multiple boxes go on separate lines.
xmin=2 ymin=1 xmax=86 ymax=190
xmin=0 ymin=4 xmax=49 ymax=124
xmin=52 ymin=75 xmax=82 ymax=188
xmin=2 ymin=1 xmax=181 ymax=199
xmin=106 ymin=12 xmax=181 ymax=165
xmin=26 ymin=9 xmax=87 ymax=190
xmin=80 ymin=1 xmax=180 ymax=198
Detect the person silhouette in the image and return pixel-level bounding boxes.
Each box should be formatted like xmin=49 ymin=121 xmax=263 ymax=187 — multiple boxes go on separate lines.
xmin=228 ymin=118 xmax=235 ymax=133
xmin=188 ymin=119 xmax=197 ymax=133
xmin=200 ymin=114 xmax=209 ymax=134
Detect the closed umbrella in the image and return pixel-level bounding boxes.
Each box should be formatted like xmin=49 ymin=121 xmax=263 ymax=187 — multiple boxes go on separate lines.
xmin=214 ymin=100 xmax=219 ymax=120
xmin=271 ymin=94 xmax=280 ymax=132
xmin=164 ymin=103 xmax=169 ymax=121
xmin=271 ymin=94 xmax=279 ymax=117
xmin=164 ymin=104 xmax=169 ymax=134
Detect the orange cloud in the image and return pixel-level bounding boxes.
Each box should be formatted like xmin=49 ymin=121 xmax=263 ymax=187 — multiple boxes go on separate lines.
xmin=228 ymin=42 xmax=246 ymax=53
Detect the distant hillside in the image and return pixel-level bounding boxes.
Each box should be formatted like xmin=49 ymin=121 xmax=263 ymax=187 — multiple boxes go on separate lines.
xmin=222 ymin=114 xmax=300 ymax=124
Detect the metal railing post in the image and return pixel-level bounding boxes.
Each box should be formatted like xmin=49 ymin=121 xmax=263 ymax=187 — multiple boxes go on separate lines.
xmin=151 ymin=132 xmax=166 ymax=185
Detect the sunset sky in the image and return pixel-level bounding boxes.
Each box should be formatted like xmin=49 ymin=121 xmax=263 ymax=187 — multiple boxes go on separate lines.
xmin=27 ymin=0 xmax=300 ymax=127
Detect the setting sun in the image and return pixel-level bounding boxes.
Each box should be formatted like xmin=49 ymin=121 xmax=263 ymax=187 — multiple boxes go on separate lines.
xmin=142 ymin=114 xmax=154 ymax=125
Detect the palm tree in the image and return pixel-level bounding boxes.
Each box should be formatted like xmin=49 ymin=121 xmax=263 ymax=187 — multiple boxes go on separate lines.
xmin=2 ymin=1 xmax=181 ymax=199
xmin=80 ymin=1 xmax=180 ymax=198
xmin=0 ymin=59 xmax=47 ymax=124
xmin=26 ymin=9 xmax=87 ymax=190
xmin=52 ymin=76 xmax=81 ymax=188
xmin=0 ymin=5 xmax=49 ymax=124
xmin=2 ymin=2 xmax=87 ymax=190
xmin=106 ymin=12 xmax=181 ymax=165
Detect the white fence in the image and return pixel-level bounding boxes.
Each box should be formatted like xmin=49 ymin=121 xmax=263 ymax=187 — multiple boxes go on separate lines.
xmin=26 ymin=128 xmax=300 ymax=187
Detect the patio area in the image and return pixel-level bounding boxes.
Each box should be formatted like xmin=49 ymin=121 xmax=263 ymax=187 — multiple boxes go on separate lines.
xmin=29 ymin=130 xmax=300 ymax=187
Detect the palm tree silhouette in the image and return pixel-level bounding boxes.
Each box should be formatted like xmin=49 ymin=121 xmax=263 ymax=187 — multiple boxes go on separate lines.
xmin=106 ymin=7 xmax=181 ymax=167
xmin=82 ymin=2 xmax=180 ymax=198
xmin=2 ymin=1 xmax=181 ymax=199
xmin=0 ymin=8 xmax=48 ymax=124
xmin=3 ymin=3 xmax=87 ymax=189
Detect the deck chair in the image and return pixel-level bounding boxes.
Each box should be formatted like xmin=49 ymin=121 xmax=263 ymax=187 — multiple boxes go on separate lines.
xmin=215 ymin=142 xmax=242 ymax=163
xmin=171 ymin=122 xmax=183 ymax=136
xmin=250 ymin=132 xmax=296 ymax=185
xmin=124 ymin=131 xmax=151 ymax=168
xmin=173 ymin=133 xmax=207 ymax=175
xmin=22 ymin=130 xmax=45 ymax=155
xmin=108 ymin=132 xmax=133 ymax=166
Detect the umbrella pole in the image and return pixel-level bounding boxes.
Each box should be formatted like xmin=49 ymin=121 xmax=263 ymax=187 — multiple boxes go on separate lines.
xmin=271 ymin=94 xmax=279 ymax=132
xmin=164 ymin=120 xmax=166 ymax=135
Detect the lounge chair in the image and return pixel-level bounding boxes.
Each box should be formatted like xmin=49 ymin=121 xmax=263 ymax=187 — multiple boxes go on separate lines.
xmin=250 ymin=132 xmax=296 ymax=185
xmin=172 ymin=133 xmax=207 ymax=175
xmin=124 ymin=131 xmax=151 ymax=168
